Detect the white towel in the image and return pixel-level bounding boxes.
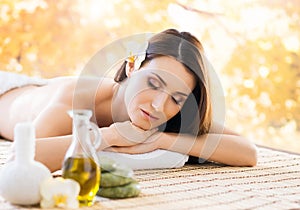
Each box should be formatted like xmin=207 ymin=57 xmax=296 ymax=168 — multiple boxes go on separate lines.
xmin=98 ymin=150 xmax=189 ymax=170
xmin=0 ymin=71 xmax=47 ymax=96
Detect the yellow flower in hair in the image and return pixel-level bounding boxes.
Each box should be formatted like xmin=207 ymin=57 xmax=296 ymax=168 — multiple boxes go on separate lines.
xmin=126 ymin=52 xmax=137 ymax=63
xmin=126 ymin=41 xmax=148 ymax=70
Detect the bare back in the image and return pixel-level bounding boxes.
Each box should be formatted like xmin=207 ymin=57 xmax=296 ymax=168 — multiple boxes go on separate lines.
xmin=0 ymin=76 xmax=116 ymax=140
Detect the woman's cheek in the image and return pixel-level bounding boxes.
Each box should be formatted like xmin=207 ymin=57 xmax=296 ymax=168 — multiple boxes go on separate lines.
xmin=124 ymin=77 xmax=148 ymax=107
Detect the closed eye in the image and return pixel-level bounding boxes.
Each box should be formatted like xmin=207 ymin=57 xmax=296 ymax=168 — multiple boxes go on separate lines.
xmin=148 ymin=72 xmax=189 ymax=106
xmin=172 ymin=94 xmax=186 ymax=106
xmin=147 ymin=77 xmax=162 ymax=90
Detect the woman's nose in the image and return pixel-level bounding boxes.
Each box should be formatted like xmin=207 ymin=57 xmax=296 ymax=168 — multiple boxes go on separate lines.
xmin=151 ymin=91 xmax=169 ymax=112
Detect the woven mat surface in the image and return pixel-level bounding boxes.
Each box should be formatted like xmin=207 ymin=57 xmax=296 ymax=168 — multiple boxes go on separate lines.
xmin=1 ymin=139 xmax=300 ymax=210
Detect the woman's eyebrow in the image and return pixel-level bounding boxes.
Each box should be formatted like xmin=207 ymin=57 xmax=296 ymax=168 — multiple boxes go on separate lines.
xmin=151 ymin=72 xmax=167 ymax=86
xmin=174 ymin=92 xmax=188 ymax=97
xmin=151 ymin=72 xmax=188 ymax=97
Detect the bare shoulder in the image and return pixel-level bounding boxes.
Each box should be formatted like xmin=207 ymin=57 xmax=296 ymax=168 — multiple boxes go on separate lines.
xmin=70 ymin=76 xmax=116 ymax=107
xmin=0 ymin=76 xmax=117 ymax=139
xmin=33 ymin=76 xmax=116 ymax=138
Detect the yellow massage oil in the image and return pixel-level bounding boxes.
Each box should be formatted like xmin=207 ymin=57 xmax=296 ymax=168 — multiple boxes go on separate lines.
xmin=62 ymin=155 xmax=100 ymax=206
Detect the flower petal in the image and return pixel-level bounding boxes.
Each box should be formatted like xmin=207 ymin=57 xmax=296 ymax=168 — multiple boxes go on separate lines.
xmin=40 ymin=177 xmax=80 ymax=209
xmin=66 ymin=198 xmax=79 ymax=209
xmin=40 ymin=198 xmax=55 ymax=209
xmin=63 ymin=178 xmax=80 ymax=197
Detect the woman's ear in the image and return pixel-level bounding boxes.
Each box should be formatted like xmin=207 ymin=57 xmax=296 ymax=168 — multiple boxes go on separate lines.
xmin=125 ymin=61 xmax=135 ymax=77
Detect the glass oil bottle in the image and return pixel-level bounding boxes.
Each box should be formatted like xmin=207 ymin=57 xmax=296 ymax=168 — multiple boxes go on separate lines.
xmin=62 ymin=109 xmax=101 ymax=206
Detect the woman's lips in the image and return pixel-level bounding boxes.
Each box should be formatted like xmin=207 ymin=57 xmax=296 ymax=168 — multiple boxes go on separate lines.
xmin=140 ymin=109 xmax=159 ymax=120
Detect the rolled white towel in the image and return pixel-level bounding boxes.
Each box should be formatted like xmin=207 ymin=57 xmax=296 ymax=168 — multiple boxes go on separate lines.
xmin=0 ymin=71 xmax=47 ymax=96
xmin=98 ymin=150 xmax=189 ymax=170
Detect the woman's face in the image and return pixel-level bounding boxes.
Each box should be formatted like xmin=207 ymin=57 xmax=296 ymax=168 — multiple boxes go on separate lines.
xmin=124 ymin=56 xmax=196 ymax=130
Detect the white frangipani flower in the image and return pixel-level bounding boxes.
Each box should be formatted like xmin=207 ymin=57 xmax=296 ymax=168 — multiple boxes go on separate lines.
xmin=40 ymin=177 xmax=80 ymax=209
xmin=133 ymin=53 xmax=146 ymax=70
xmin=134 ymin=41 xmax=148 ymax=70
xmin=126 ymin=41 xmax=149 ymax=70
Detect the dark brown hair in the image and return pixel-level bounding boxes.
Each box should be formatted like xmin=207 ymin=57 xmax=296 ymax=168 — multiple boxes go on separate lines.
xmin=114 ymin=29 xmax=211 ymax=135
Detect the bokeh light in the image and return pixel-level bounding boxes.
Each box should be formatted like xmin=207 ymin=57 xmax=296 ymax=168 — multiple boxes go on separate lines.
xmin=0 ymin=0 xmax=299 ymax=152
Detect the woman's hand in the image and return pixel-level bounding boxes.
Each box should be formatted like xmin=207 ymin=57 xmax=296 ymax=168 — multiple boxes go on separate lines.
xmin=100 ymin=121 xmax=158 ymax=149
xmin=104 ymin=132 xmax=162 ymax=154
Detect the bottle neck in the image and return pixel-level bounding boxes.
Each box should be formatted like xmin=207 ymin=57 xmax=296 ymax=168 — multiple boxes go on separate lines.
xmin=69 ymin=120 xmax=92 ymax=158
xmin=66 ymin=109 xmax=95 ymax=160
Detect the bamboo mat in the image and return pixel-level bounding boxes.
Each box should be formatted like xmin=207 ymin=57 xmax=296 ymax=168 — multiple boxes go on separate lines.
xmin=1 ymin=139 xmax=300 ymax=210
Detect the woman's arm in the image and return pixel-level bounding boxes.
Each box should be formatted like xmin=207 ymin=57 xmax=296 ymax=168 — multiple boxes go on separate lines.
xmin=35 ymin=130 xmax=115 ymax=172
xmin=35 ymin=135 xmax=111 ymax=172
xmin=34 ymin=121 xmax=157 ymax=172
xmin=160 ymin=132 xmax=257 ymax=166
xmin=105 ymin=129 xmax=258 ymax=167
xmin=35 ymin=136 xmax=72 ymax=172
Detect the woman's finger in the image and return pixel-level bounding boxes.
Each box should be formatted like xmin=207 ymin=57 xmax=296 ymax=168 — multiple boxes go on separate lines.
xmin=104 ymin=142 xmax=156 ymax=154
xmin=111 ymin=121 xmax=158 ymax=146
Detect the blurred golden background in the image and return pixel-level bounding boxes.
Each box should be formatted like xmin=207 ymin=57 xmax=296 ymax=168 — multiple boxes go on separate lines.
xmin=0 ymin=0 xmax=299 ymax=152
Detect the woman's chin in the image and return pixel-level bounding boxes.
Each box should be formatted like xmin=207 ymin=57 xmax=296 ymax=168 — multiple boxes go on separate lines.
xmin=131 ymin=120 xmax=155 ymax=131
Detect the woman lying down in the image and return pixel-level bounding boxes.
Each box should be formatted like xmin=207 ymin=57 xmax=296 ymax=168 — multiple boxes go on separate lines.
xmin=0 ymin=29 xmax=257 ymax=172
